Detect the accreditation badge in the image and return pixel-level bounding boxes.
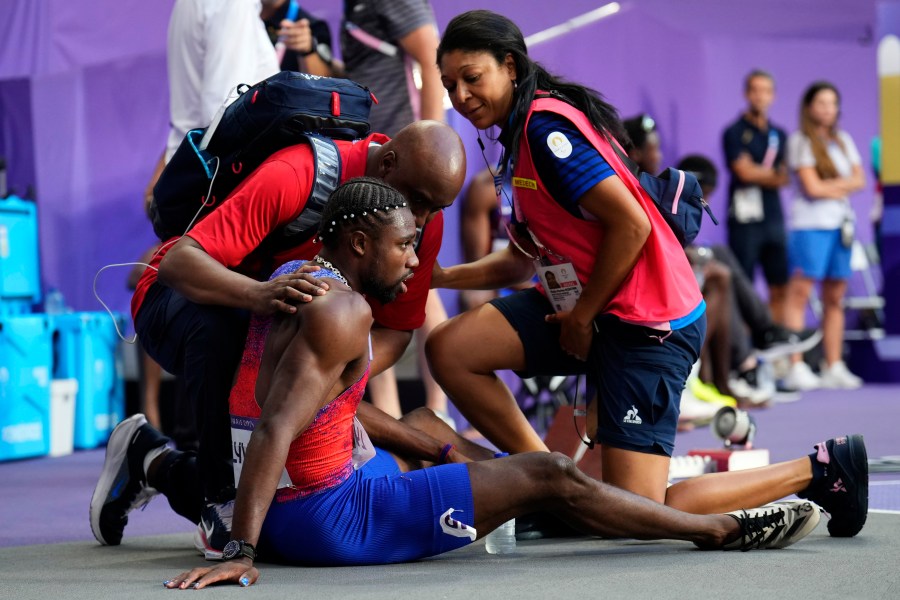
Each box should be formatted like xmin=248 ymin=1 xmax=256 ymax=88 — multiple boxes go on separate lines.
xmin=536 ymin=261 xmax=582 ymax=313
xmin=733 ymin=186 xmax=764 ymax=223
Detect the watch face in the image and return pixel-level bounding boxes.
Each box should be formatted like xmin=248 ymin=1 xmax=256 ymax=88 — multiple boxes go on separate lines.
xmin=316 ymin=43 xmax=333 ymax=64
xmin=222 ymin=540 xmax=241 ymax=560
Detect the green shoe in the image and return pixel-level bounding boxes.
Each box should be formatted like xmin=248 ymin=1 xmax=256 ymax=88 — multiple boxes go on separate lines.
xmin=688 ymin=378 xmax=737 ymax=408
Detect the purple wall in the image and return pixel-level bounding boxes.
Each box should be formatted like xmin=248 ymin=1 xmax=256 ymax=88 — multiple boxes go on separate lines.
xmin=0 ymin=0 xmax=174 ymax=319
xmin=0 ymin=0 xmax=890 ymax=320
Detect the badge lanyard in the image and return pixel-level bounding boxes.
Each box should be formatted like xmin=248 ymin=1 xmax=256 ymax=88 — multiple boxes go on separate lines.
xmin=761 ymin=129 xmax=779 ymax=169
xmin=478 ymin=129 xmax=583 ymax=313
xmin=503 ymin=169 xmax=584 ymax=313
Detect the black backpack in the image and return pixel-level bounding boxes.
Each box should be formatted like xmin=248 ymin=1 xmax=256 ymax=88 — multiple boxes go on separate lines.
xmin=149 ymin=71 xmax=375 ymax=243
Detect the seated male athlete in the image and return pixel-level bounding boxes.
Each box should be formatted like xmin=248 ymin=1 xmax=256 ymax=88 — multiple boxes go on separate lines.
xmin=154 ymin=178 xmax=819 ymax=588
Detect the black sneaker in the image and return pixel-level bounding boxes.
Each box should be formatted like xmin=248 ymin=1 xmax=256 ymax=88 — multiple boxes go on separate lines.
xmin=193 ymin=501 xmax=234 ymax=560
xmin=717 ymin=500 xmax=821 ymax=551
xmin=755 ymin=326 xmax=822 ymax=360
xmin=798 ymin=434 xmax=869 ymax=537
xmin=89 ymin=414 xmax=169 ymax=545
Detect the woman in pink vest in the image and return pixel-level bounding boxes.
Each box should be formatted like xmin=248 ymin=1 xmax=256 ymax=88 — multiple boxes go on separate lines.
xmin=426 ymin=10 xmax=867 ymax=538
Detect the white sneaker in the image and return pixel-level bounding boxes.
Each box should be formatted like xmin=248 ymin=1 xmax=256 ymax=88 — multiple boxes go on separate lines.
xmin=728 ymin=371 xmax=774 ymax=406
xmin=783 ymin=361 xmax=821 ymax=392
xmin=717 ymin=500 xmax=822 ymax=551
xmin=679 ymin=386 xmax=720 ymax=422
xmin=771 ymin=356 xmax=791 ymax=381
xmin=819 ymin=361 xmax=863 ymax=389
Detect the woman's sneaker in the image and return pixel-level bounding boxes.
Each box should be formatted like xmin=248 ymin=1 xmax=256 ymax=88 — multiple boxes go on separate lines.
xmin=783 ymin=361 xmax=821 ymax=392
xmin=798 ymin=434 xmax=869 ymax=537
xmin=689 ymin=377 xmax=738 ymax=408
xmin=89 ymin=414 xmax=169 ymax=545
xmin=718 ymin=500 xmax=821 ymax=551
xmin=819 ymin=361 xmax=863 ymax=390
xmin=754 ymin=326 xmax=822 ymax=360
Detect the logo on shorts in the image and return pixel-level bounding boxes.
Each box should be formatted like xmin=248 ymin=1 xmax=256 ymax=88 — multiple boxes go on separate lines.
xmin=623 ymin=405 xmax=643 ymax=425
xmin=439 ymin=508 xmax=477 ymax=541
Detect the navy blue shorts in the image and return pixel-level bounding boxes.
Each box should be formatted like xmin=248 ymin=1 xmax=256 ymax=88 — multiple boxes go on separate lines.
xmin=727 ymin=219 xmax=789 ymax=286
xmin=490 ymin=289 xmax=705 ymax=456
xmin=258 ymin=450 xmax=475 ymax=566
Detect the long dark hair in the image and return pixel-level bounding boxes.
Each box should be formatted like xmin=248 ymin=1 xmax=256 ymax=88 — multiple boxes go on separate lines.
xmin=437 ymin=10 xmax=627 ymax=166
xmin=799 ymin=81 xmax=843 ymax=180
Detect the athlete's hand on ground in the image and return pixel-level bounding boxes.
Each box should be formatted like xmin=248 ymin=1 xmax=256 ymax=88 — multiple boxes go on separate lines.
xmin=164 ymin=559 xmax=258 ymax=589
xmin=251 ymin=264 xmax=328 ymax=315
xmin=545 ymin=311 xmax=593 ymax=361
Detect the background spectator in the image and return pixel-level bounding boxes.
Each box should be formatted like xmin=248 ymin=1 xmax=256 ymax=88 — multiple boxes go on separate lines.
xmin=783 ymin=81 xmax=866 ymax=391
xmin=722 ymin=70 xmax=791 ymax=323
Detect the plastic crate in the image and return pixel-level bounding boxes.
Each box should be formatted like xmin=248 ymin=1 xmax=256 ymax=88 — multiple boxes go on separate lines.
xmin=0 ymin=195 xmax=41 ymax=309
xmin=0 ymin=314 xmax=52 ymax=461
xmin=49 ymin=378 xmax=78 ymax=457
xmin=53 ymin=312 xmax=126 ymax=448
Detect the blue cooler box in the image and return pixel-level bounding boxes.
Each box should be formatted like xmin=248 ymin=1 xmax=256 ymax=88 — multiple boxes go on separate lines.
xmin=0 ymin=195 xmax=41 ymax=315
xmin=53 ymin=312 xmax=125 ymax=449
xmin=0 ymin=314 xmax=52 ymax=461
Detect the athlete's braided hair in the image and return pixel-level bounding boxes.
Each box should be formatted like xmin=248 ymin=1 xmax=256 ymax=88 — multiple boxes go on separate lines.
xmin=317 ymin=176 xmax=409 ymax=249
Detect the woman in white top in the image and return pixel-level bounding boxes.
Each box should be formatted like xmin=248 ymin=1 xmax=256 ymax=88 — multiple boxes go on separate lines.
xmin=783 ymin=81 xmax=866 ymax=390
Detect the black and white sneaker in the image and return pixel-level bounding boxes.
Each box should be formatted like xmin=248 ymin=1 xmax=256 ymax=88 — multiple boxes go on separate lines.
xmin=798 ymin=434 xmax=869 ymax=537
xmin=89 ymin=414 xmax=169 ymax=545
xmin=719 ymin=500 xmax=821 ymax=551
xmin=755 ymin=326 xmax=822 ymax=360
xmin=193 ymin=500 xmax=234 ymax=560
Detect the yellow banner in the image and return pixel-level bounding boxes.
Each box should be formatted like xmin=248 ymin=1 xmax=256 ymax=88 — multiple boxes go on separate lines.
xmin=879 ymin=35 xmax=900 ymax=184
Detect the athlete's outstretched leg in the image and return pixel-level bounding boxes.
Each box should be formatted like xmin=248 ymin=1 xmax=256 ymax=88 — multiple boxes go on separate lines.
xmin=466 ymin=453 xmax=818 ymax=550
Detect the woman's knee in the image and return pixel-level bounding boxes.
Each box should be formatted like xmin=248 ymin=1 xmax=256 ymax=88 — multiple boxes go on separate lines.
xmin=426 ymin=313 xmax=491 ymax=373
xmin=424 ymin=319 xmax=457 ymax=377
xmin=821 ymin=281 xmax=848 ymax=308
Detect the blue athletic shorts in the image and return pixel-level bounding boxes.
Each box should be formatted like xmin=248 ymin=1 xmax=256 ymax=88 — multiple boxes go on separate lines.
xmin=357 ymin=445 xmax=403 ymax=479
xmin=490 ymin=288 xmax=705 ymax=456
xmin=788 ymin=229 xmax=852 ymax=280
xmin=258 ymin=452 xmax=475 ymax=566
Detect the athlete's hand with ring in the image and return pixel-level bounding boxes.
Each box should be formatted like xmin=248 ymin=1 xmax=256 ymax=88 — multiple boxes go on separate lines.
xmin=164 ymin=558 xmax=258 ymax=590
xmin=545 ymin=310 xmax=593 ymax=361
xmin=251 ymin=263 xmax=328 ymax=316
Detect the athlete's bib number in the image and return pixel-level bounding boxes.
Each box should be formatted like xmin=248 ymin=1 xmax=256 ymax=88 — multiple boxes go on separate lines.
xmin=231 ymin=414 xmax=293 ymax=489
xmin=230 ymin=415 xmax=375 ymax=487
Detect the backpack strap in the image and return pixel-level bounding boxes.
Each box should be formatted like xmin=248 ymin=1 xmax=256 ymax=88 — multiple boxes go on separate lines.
xmin=606 ymin=137 xmax=641 ymax=178
xmin=282 ymin=133 xmax=342 ymax=238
